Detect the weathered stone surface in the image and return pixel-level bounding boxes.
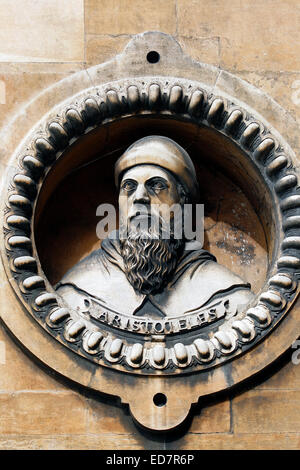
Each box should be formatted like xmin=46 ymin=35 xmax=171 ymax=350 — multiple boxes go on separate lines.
xmin=0 ymin=327 xmax=66 ymax=391
xmin=235 ymin=71 xmax=300 ymax=126
xmin=177 ymin=0 xmax=300 ymax=71
xmin=0 ymin=72 xmax=70 ymax=129
xmin=0 ymin=429 xmax=299 ymax=450
xmin=232 ymin=390 xmax=300 ymax=433
xmin=178 ymin=36 xmax=220 ymax=67
xmin=190 ymin=400 xmax=230 ymax=433
xmin=0 ymin=392 xmax=86 ymax=435
xmin=86 ymin=398 xmax=137 ymax=434
xmin=0 ymin=68 xmax=92 ymax=168
xmin=214 ymin=69 xmax=300 ymax=153
xmin=0 ymin=0 xmax=84 ymax=62
xmin=85 ymin=35 xmax=131 ymax=66
xmin=0 ymin=434 xmax=150 ymax=450
xmin=200 ymin=160 xmax=268 ymax=293
xmin=255 ymin=356 xmax=300 ymax=390
xmin=168 ymin=432 xmax=300 ymax=450
xmin=85 ymin=0 xmax=176 ymax=35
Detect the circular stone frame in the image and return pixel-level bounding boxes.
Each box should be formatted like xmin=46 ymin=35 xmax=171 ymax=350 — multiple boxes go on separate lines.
xmin=1 ymin=32 xmax=300 ymax=431
xmin=2 ymin=76 xmax=300 ymax=374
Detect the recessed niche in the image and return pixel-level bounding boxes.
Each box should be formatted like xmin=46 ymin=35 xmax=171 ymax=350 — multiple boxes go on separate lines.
xmin=35 ymin=115 xmax=270 ymax=293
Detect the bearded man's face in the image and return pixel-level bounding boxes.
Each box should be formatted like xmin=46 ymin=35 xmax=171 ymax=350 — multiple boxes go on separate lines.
xmin=118 ymin=164 xmax=186 ymax=294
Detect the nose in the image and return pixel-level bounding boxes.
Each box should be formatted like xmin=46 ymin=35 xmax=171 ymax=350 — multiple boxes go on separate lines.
xmin=133 ymin=183 xmax=150 ymax=204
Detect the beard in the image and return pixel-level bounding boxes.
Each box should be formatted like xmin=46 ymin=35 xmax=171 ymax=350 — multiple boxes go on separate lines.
xmin=121 ymin=226 xmax=184 ymax=295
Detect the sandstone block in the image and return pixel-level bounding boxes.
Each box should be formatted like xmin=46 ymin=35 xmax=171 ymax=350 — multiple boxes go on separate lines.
xmin=0 ymin=0 xmax=84 ymax=62
xmin=177 ymin=0 xmax=300 ymax=71
xmin=0 ymin=326 xmax=66 ymax=392
xmin=85 ymin=0 xmax=176 ymax=35
xmin=0 ymin=392 xmax=87 ymax=435
xmin=190 ymin=399 xmax=231 ymax=433
xmin=167 ymin=432 xmax=300 ymax=450
xmin=178 ymin=36 xmax=220 ymax=67
xmin=85 ymin=35 xmax=131 ymax=66
xmin=232 ymin=390 xmax=300 ymax=433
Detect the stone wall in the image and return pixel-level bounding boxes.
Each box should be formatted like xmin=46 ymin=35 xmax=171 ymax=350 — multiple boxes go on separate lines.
xmin=0 ymin=0 xmax=299 ymax=450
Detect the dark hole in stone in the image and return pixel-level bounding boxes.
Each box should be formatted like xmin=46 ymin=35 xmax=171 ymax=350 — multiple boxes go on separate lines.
xmin=153 ymin=393 xmax=167 ymax=407
xmin=147 ymin=51 xmax=160 ymax=63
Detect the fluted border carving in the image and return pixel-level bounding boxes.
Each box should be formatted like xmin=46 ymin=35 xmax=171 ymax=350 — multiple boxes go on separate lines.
xmin=3 ymin=77 xmax=300 ymax=375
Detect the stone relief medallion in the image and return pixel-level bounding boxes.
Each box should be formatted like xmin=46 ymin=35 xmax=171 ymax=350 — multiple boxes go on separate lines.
xmin=1 ymin=32 xmax=300 ymax=431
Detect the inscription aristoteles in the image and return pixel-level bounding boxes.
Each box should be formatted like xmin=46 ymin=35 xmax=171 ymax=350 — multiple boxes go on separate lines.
xmin=84 ymin=296 xmax=230 ymax=334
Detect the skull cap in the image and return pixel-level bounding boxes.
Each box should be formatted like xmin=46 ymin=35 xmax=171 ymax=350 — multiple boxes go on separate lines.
xmin=114 ymin=135 xmax=199 ymax=201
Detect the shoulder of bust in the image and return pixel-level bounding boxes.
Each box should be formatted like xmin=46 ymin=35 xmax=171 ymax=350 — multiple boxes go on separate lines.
xmin=56 ymin=248 xmax=104 ymax=287
xmin=199 ymin=259 xmax=250 ymax=284
xmin=181 ymin=258 xmax=251 ymax=290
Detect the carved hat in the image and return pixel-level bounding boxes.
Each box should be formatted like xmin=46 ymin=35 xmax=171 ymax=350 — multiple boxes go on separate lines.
xmin=114 ymin=135 xmax=199 ymax=201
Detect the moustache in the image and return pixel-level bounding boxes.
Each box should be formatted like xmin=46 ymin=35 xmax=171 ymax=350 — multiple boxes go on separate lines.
xmin=126 ymin=209 xmax=174 ymax=236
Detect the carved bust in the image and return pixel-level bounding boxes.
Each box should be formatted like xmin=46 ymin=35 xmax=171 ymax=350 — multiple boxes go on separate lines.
xmin=55 ymin=136 xmax=254 ymax=325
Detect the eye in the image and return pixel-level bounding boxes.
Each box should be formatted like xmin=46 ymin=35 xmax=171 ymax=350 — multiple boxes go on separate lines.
xmin=148 ymin=179 xmax=168 ymax=192
xmin=121 ymin=180 xmax=137 ymax=192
